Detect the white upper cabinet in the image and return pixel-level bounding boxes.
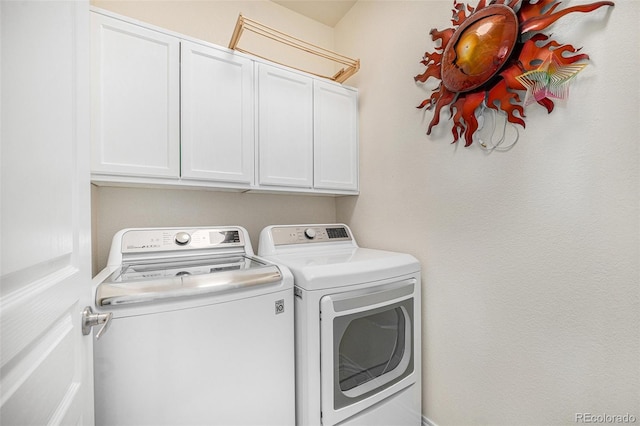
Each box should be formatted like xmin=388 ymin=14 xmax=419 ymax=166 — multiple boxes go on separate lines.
xmin=313 ymin=80 xmax=359 ymax=191
xmin=90 ymin=9 xmax=358 ymax=195
xmin=256 ymin=64 xmax=359 ymax=193
xmin=257 ymin=63 xmax=314 ymax=188
xmin=181 ymin=41 xmax=254 ymax=184
xmin=91 ymin=13 xmax=180 ymax=178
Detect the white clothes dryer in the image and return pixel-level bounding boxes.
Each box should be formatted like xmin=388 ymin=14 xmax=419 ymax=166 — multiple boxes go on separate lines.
xmin=91 ymin=226 xmax=295 ymax=426
xmin=259 ymin=224 xmax=422 ymax=426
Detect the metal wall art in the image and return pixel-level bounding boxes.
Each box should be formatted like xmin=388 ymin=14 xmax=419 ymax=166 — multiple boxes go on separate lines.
xmin=415 ymin=0 xmax=614 ymax=149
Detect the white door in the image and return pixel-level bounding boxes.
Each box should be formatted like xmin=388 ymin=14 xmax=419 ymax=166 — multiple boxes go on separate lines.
xmin=313 ymin=80 xmax=359 ymax=192
xmin=181 ymin=41 xmax=254 ymax=184
xmin=1 ymin=1 xmax=93 ymax=425
xmin=91 ymin=12 xmax=180 ymax=179
xmin=319 ymin=279 xmax=418 ymax=426
xmin=257 ymin=63 xmax=314 ymax=188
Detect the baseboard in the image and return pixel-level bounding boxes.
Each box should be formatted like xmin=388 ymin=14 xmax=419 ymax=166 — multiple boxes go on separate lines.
xmin=422 ymin=415 xmax=438 ymax=426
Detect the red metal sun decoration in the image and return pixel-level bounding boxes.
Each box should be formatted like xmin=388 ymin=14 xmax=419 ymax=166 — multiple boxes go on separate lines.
xmin=415 ymin=0 xmax=614 ymax=147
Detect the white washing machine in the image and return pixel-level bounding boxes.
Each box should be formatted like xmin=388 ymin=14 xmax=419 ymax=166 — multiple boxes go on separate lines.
xmin=258 ymin=224 xmax=422 ymax=426
xmin=90 ymin=226 xmax=295 ymax=426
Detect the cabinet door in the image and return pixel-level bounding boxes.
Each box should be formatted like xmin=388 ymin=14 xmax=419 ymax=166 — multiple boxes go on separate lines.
xmin=91 ymin=13 xmax=180 ymax=178
xmin=181 ymin=41 xmax=254 ymax=184
xmin=314 ymin=80 xmax=359 ymax=192
xmin=258 ymin=64 xmax=313 ymax=188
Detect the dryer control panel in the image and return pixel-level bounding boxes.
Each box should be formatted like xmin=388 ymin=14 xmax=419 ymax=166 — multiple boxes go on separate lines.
xmin=270 ymin=225 xmax=352 ymax=245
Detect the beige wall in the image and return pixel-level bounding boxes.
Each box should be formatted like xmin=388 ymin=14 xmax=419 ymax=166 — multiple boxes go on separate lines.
xmin=92 ymin=186 xmax=336 ymax=272
xmin=90 ymin=0 xmax=341 ymax=273
xmin=335 ymin=1 xmax=639 ymax=425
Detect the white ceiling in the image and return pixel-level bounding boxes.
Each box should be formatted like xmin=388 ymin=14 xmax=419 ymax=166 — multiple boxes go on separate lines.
xmin=272 ymin=0 xmax=357 ymax=27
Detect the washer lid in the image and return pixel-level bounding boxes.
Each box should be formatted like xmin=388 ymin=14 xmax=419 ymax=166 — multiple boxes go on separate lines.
xmin=266 ymin=247 xmax=419 ymax=291
xmin=96 ymin=255 xmax=282 ymax=307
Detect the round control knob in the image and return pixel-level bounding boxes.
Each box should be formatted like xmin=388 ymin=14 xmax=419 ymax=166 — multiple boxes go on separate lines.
xmin=174 ymin=232 xmax=191 ymax=246
xmin=304 ymin=228 xmax=316 ymax=239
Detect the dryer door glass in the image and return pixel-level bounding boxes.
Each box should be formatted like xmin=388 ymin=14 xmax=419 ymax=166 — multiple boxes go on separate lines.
xmin=338 ymin=307 xmax=405 ymax=391
xmin=331 ymin=296 xmax=413 ymax=409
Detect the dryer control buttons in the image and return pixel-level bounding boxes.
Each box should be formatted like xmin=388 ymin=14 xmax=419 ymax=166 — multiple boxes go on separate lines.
xmin=270 ymin=225 xmax=353 ymax=245
xmin=174 ymin=232 xmax=191 ymax=246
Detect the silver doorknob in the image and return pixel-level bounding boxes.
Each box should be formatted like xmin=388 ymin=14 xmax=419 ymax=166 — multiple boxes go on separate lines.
xmin=82 ymin=306 xmax=113 ymax=339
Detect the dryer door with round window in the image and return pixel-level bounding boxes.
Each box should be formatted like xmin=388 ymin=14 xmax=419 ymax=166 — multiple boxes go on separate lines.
xmin=319 ymin=278 xmax=417 ymax=425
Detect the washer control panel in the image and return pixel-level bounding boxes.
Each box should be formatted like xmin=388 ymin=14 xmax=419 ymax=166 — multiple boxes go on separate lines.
xmin=174 ymin=232 xmax=191 ymax=246
xmin=121 ymin=228 xmax=243 ymax=253
xmin=271 ymin=225 xmax=351 ymax=246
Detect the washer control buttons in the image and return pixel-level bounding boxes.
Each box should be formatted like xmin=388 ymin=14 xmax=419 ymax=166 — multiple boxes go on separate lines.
xmin=174 ymin=232 xmax=191 ymax=246
xmin=304 ymin=228 xmax=317 ymax=239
